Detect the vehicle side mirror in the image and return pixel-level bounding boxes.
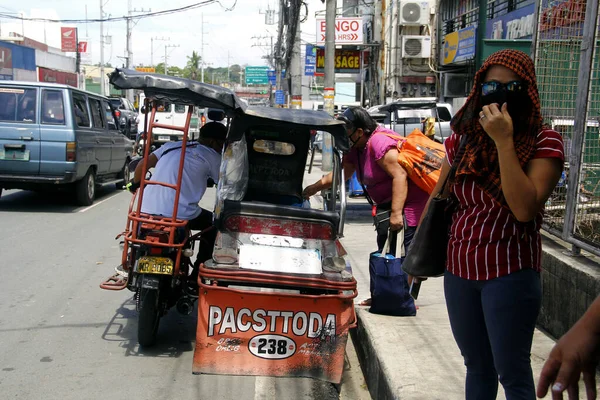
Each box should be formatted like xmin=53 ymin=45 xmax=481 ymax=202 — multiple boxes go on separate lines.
xmin=129 ymin=156 xmax=143 ymax=172
xmin=141 ymin=106 xmax=147 ymax=114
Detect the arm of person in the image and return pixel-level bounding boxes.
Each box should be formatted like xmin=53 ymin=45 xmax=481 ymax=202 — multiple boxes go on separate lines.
xmin=376 ymin=148 xmax=408 ymax=230
xmin=537 ymin=295 xmax=600 ymax=400
xmin=133 ymin=153 xmax=158 ymax=184
xmin=481 ymin=103 xmax=562 ymax=222
xmin=302 ymin=160 xmax=356 ymax=198
xmin=496 ymin=143 xmax=562 ymax=222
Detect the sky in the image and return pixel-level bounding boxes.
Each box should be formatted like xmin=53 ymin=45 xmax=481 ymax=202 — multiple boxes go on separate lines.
xmin=0 ymin=0 xmax=327 ymax=70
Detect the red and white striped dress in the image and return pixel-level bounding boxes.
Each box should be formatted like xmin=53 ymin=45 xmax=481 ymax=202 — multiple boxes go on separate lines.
xmin=444 ymin=130 xmax=564 ymax=280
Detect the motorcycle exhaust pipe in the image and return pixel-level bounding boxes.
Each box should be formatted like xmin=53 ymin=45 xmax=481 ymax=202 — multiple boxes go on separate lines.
xmin=176 ymin=297 xmax=194 ymax=316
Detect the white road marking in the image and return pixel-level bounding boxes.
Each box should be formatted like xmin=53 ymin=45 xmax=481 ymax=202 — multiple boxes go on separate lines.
xmin=78 ymin=191 xmax=123 ymax=213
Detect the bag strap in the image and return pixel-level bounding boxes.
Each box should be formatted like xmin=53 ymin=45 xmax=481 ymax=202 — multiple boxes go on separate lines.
xmin=161 ymin=142 xmax=199 ymax=157
xmin=382 ymin=228 xmax=404 ymax=257
xmin=437 ymin=135 xmax=468 ymax=198
xmin=356 ymin=150 xmax=375 ymax=206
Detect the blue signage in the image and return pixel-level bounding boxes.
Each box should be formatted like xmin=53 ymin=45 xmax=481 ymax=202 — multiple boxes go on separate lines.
xmin=443 ymin=26 xmax=476 ymax=65
xmin=486 ymin=3 xmax=535 ymax=40
xmin=267 ymin=69 xmax=286 ymax=85
xmin=304 ymin=65 xmax=315 ymax=76
xmin=305 ymin=44 xmax=316 ymax=66
xmin=275 ymin=90 xmax=285 ymax=105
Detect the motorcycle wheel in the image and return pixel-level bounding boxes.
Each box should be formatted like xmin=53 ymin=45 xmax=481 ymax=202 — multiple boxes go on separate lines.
xmin=137 ymin=288 xmax=161 ymax=347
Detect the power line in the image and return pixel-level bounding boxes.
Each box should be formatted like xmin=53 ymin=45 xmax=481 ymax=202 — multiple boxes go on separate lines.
xmin=0 ymin=1 xmax=218 ymax=23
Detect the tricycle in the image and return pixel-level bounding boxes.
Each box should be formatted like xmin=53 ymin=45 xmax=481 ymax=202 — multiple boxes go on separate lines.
xmin=100 ymin=69 xmax=358 ymax=385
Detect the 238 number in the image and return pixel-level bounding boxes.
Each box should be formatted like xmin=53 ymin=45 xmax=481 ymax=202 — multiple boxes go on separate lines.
xmin=257 ymin=338 xmax=288 ymax=355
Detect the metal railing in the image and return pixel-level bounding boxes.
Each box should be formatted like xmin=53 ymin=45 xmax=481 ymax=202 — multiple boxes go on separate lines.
xmin=533 ymin=0 xmax=600 ymax=256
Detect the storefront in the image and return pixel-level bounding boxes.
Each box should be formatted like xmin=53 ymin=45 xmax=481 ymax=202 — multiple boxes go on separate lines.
xmin=0 ymin=40 xmax=36 ymax=82
xmin=38 ymin=67 xmax=78 ymax=87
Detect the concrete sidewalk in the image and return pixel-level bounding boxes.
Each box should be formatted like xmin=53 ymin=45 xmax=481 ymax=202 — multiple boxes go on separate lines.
xmin=303 ymin=151 xmax=593 ymax=400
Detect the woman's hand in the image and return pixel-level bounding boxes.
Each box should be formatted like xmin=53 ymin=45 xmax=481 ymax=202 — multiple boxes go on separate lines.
xmin=537 ymin=319 xmax=600 ymax=399
xmin=479 ymin=103 xmax=514 ymax=146
xmin=390 ymin=210 xmax=404 ymax=231
xmin=302 ymin=183 xmax=320 ymax=199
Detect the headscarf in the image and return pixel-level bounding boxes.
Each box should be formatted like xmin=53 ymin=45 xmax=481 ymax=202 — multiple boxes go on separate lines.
xmin=450 ymin=49 xmax=546 ymax=205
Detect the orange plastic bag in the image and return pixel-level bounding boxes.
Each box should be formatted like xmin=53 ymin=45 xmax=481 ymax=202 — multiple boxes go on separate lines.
xmin=380 ymin=129 xmax=446 ymax=195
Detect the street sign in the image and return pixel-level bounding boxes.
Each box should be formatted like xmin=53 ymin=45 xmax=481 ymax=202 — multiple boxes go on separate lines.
xmin=267 ymin=69 xmax=285 ymax=85
xmin=304 ymin=65 xmax=315 ymax=76
xmin=275 ymin=90 xmax=285 ymax=105
xmin=245 ymin=66 xmax=269 ymax=85
xmin=316 ymin=18 xmax=363 ymax=45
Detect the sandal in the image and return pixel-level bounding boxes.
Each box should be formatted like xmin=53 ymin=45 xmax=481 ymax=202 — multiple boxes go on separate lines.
xmin=359 ymin=298 xmax=372 ymax=306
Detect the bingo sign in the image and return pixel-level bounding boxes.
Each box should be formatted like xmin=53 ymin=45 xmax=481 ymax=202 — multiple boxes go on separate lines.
xmin=443 ymin=26 xmax=476 ymax=65
xmin=316 ymin=18 xmax=363 ymax=45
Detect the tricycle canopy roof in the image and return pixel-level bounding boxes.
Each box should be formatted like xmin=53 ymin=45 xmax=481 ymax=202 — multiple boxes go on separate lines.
xmin=229 ymin=107 xmax=350 ymax=152
xmin=109 ymin=68 xmax=246 ymax=114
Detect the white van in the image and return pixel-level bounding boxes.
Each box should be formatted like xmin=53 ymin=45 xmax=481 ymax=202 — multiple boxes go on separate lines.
xmin=138 ymin=93 xmax=200 ymax=148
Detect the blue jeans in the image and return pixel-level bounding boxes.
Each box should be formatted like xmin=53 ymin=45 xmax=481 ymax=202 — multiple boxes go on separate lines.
xmin=444 ymin=269 xmax=541 ymax=400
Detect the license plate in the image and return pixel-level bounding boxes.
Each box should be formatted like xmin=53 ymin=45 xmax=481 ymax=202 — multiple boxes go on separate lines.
xmin=158 ymin=135 xmax=169 ymax=141
xmin=0 ymin=149 xmax=30 ymax=161
xmin=137 ymin=256 xmax=174 ymax=275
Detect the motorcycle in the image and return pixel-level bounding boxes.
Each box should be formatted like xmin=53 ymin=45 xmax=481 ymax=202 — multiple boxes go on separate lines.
xmin=100 ymin=71 xmax=242 ymax=346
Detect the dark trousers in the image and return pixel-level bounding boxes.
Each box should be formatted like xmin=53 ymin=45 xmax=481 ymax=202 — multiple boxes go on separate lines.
xmin=188 ymin=208 xmax=217 ymax=281
xmin=444 ymin=269 xmax=541 ymax=400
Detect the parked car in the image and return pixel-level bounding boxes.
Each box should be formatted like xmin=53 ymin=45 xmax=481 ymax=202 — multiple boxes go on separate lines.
xmin=108 ymin=96 xmax=138 ymax=139
xmin=368 ymin=97 xmax=453 ymax=143
xmin=0 ymin=81 xmax=134 ymax=205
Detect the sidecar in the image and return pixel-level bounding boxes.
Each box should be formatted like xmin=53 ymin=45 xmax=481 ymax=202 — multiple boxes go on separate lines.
xmin=193 ymin=106 xmax=358 ymax=384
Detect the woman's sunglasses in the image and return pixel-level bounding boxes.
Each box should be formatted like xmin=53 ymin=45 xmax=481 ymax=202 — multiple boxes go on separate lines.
xmin=481 ymin=80 xmax=525 ymax=96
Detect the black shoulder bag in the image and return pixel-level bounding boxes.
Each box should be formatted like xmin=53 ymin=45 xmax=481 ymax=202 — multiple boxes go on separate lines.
xmin=401 ymin=135 xmax=468 ymax=278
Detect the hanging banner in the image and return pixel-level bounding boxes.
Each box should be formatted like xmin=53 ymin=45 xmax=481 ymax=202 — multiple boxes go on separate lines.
xmin=60 ymin=27 xmax=78 ymax=52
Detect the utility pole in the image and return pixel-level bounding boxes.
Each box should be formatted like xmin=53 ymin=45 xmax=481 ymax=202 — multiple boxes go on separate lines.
xmin=200 ymin=13 xmax=209 ymax=83
xmin=151 ymin=36 xmax=169 ymax=68
xmin=322 ymin=0 xmax=336 ymax=171
xmin=274 ymin=0 xmax=285 ymax=107
xmin=126 ymin=1 xmax=150 ymax=102
xmin=100 ymin=0 xmax=105 ymax=96
xmin=290 ymin=17 xmax=302 ymax=109
xmin=164 ymin=44 xmax=180 ymax=75
xmin=227 ymin=51 xmax=231 ymax=83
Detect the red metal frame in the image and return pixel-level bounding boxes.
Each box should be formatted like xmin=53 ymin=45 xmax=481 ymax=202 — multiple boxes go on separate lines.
xmin=120 ymin=100 xmax=195 ymax=276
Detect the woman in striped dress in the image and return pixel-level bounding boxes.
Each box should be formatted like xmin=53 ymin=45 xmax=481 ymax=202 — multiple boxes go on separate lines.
xmin=431 ymin=49 xmax=565 ymax=399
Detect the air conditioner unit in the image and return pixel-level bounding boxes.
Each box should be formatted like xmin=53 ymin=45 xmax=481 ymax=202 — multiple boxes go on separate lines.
xmin=402 ymin=35 xmax=432 ymax=59
xmin=399 ymin=0 xmax=431 ymax=26
xmin=443 ymin=73 xmax=470 ymax=98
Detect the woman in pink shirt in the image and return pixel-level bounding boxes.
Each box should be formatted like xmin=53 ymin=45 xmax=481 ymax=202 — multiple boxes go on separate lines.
xmin=302 ymin=107 xmax=429 ymax=306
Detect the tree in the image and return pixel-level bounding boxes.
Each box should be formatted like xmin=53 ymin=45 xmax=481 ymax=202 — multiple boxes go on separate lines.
xmin=229 ymin=64 xmax=242 ymax=83
xmin=155 ymin=63 xmax=165 ymax=75
xmin=185 ymin=51 xmax=202 ymax=81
